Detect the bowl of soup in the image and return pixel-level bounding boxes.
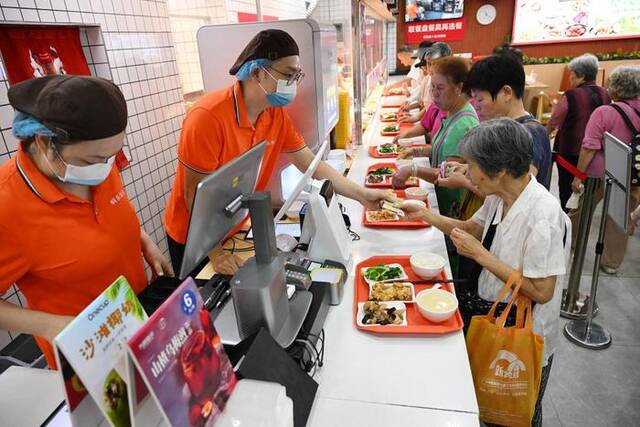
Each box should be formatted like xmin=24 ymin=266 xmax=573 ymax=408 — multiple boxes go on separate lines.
xmin=410 ymin=252 xmax=445 ymax=279
xmin=416 ymin=288 xmax=458 ymax=323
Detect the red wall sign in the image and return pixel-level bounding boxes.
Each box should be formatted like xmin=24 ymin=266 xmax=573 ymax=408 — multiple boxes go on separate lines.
xmin=237 ymin=12 xmax=278 ymax=22
xmin=405 ymin=18 xmax=465 ymax=43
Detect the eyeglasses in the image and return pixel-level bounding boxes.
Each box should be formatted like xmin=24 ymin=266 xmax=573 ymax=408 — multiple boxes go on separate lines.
xmin=268 ymin=66 xmax=305 ymax=86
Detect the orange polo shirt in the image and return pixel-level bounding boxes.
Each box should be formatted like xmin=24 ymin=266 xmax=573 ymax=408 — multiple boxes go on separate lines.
xmin=0 ymin=144 xmax=147 ymax=369
xmin=163 ymin=81 xmax=306 ymax=244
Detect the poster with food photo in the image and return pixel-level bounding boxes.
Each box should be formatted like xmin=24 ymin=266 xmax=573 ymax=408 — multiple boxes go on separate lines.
xmin=512 ymin=0 xmax=640 ymax=45
xmin=54 ymin=276 xmax=148 ymax=427
xmin=127 ymin=278 xmax=237 ymax=427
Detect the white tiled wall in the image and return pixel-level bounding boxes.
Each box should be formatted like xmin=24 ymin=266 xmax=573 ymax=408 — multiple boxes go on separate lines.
xmin=167 ymin=0 xmax=227 ymax=95
xmin=385 ymin=21 xmax=396 ymax=73
xmin=0 ymin=0 xmax=185 ymax=350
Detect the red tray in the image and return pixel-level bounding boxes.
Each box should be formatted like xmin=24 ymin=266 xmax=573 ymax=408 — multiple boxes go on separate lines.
xmin=365 ymin=162 xmax=419 ymax=188
xmin=368 ymin=145 xmax=398 ymax=158
xmin=381 ymin=130 xmax=400 ymax=137
xmin=362 ymin=190 xmax=431 ymax=229
xmin=354 ymin=256 xmax=463 ymax=334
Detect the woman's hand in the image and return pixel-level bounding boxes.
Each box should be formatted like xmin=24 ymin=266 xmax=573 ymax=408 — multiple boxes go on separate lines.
xmin=571 ymin=177 xmax=584 ymax=194
xmin=359 ymin=188 xmax=396 ymax=210
xmin=444 ymin=161 xmax=467 ymax=175
xmin=213 ymin=252 xmax=245 ymax=275
xmin=399 ymin=101 xmax=411 ymax=112
xmin=397 ymin=147 xmax=415 ymax=159
xmin=400 ymin=201 xmax=433 ymax=222
xmin=450 ymin=227 xmax=488 ymax=261
xmin=42 ymin=314 xmax=74 ymax=343
xmin=436 ymin=171 xmax=470 ymax=190
xmin=142 ymin=233 xmax=174 ymax=278
xmin=392 ymin=165 xmax=413 ymax=188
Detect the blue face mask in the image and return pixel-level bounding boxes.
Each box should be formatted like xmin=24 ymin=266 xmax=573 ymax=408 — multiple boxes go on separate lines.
xmin=259 ymin=68 xmax=296 ymax=107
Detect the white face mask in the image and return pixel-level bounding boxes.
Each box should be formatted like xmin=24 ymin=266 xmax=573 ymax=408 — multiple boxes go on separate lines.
xmin=40 ymin=143 xmax=115 ymax=186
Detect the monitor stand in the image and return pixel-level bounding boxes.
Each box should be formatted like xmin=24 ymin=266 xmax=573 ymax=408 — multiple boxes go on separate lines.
xmin=222 ymin=191 xmax=312 ymax=348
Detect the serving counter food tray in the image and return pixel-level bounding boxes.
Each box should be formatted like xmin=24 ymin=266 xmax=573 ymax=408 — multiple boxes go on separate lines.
xmin=354 ymin=256 xmax=463 ymax=334
xmin=362 ymin=190 xmax=431 ymax=229
xmin=364 ymin=163 xmax=419 ymax=189
xmin=368 ymin=144 xmax=398 ymax=158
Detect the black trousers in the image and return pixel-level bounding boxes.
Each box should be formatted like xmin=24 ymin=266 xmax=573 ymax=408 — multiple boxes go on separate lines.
xmin=166 ymin=233 xmax=186 ymax=276
xmin=557 ymin=154 xmax=579 ymax=213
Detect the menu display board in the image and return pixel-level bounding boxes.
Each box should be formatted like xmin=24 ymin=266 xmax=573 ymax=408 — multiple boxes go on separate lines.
xmin=127 ymin=278 xmax=237 ymax=427
xmin=512 ymin=0 xmax=640 ymax=45
xmin=405 ymin=0 xmax=464 ymax=22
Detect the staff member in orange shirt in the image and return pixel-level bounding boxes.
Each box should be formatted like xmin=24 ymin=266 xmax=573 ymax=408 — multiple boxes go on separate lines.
xmin=0 ymin=75 xmax=172 ymax=369
xmin=164 ymin=29 xmax=391 ymax=273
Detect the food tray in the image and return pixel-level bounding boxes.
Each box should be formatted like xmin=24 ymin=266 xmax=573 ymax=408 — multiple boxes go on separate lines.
xmin=365 ymin=163 xmax=419 ymax=189
xmin=362 ymin=190 xmax=431 ymax=229
xmin=354 ymin=255 xmax=463 ymax=334
xmin=368 ymin=145 xmax=398 ymax=158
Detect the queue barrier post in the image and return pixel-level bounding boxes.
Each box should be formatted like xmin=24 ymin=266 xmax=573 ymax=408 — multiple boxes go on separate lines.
xmin=564 ymin=177 xmax=613 ymax=349
xmin=556 ymin=154 xmax=599 ymax=319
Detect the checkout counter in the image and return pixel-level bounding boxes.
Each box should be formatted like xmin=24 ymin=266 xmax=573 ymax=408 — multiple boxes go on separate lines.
xmin=0 ymin=21 xmax=479 ymax=426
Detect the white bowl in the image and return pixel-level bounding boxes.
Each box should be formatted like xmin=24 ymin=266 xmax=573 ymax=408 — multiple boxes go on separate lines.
xmin=404 ymin=187 xmax=428 ymax=202
xmin=410 ymin=252 xmax=446 ymax=279
xmin=416 ymin=288 xmax=458 ymax=323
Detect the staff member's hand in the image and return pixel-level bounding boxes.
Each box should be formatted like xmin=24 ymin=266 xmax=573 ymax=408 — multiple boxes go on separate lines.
xmin=214 ymin=253 xmax=245 ymax=275
xmin=43 ymin=315 xmax=74 ymax=343
xmin=359 ymin=188 xmax=396 ymax=210
xmin=397 ymin=147 xmax=415 ymax=159
xmin=450 ymin=227 xmax=487 ymax=261
xmin=141 ymin=231 xmax=174 ymax=278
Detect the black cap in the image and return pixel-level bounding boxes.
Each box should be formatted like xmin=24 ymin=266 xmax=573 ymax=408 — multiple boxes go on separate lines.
xmin=8 ymin=75 xmax=127 ymax=143
xmin=229 ymin=29 xmax=300 ymax=75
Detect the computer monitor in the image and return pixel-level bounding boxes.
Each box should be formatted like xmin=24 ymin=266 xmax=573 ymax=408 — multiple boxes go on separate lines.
xmin=274 ymin=140 xmax=328 ymax=222
xmin=179 ymin=142 xmax=267 ymax=279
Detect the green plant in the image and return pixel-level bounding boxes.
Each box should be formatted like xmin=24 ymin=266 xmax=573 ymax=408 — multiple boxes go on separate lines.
xmin=522 ymin=50 xmax=640 ymax=65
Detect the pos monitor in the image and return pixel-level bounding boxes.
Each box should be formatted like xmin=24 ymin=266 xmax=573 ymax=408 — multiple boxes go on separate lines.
xmin=178 ymin=142 xmax=266 ymax=279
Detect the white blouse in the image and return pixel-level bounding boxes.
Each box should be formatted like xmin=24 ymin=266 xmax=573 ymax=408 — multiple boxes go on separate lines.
xmin=471 ymin=175 xmax=571 ymax=364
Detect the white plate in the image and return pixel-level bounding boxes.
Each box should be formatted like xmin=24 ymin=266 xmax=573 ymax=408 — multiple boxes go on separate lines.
xmin=368 ymin=282 xmax=416 ymax=303
xmin=357 ymin=301 xmax=408 ymax=327
xmin=361 ymin=263 xmax=409 ymax=285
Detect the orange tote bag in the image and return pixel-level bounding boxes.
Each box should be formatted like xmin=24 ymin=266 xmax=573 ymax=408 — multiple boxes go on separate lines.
xmin=466 ymin=272 xmax=545 ymax=427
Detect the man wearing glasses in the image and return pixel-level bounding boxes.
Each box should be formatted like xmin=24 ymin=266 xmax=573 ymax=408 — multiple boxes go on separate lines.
xmin=164 ymin=29 xmax=391 ymax=273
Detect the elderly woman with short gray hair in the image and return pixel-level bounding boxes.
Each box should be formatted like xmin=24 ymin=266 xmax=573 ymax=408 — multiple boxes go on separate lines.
xmin=548 ymin=53 xmax=611 ymax=211
xmin=570 ymin=65 xmax=640 ymax=275
xmin=402 ymin=118 xmax=570 ymax=426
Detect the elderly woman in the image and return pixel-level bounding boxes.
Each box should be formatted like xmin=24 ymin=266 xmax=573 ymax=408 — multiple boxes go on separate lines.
xmin=547 ymin=54 xmax=610 ymax=210
xmin=570 ymin=65 xmax=640 ymax=274
xmin=393 ymin=56 xmax=479 ymax=217
xmin=402 ymin=118 xmax=570 ymax=426
xmin=398 ymin=42 xmax=452 ymax=120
